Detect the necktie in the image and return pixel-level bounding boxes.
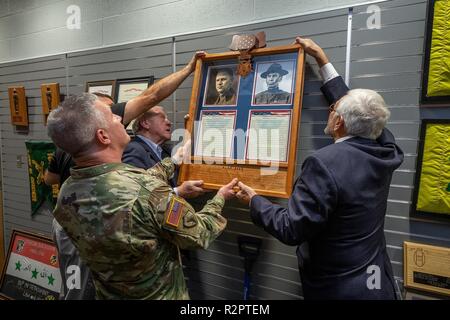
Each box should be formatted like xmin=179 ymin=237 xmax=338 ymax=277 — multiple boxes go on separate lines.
xmin=157 ymin=146 xmax=163 ymax=160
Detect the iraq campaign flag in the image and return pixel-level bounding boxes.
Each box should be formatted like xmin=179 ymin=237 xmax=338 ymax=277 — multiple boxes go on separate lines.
xmin=0 ymin=231 xmax=61 ymax=300
xmin=25 ymin=141 xmax=58 ymax=215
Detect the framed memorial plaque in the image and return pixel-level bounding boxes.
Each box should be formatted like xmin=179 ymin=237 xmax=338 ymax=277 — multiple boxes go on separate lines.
xmin=179 ymin=44 xmax=305 ymax=198
xmin=245 ymin=110 xmax=291 ymax=162
xmin=8 ymin=86 xmax=28 ymax=126
xmin=0 ymin=230 xmax=61 ymax=300
xmin=411 ymin=119 xmax=450 ymax=218
xmin=40 ymin=83 xmax=60 ymax=125
xmin=194 ymin=110 xmax=237 ymax=158
xmin=85 ymin=80 xmax=116 ymax=99
xmin=404 ymin=241 xmax=450 ymax=297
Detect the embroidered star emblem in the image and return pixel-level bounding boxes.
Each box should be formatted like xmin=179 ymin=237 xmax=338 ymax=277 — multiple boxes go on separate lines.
xmin=31 ymin=268 xmax=38 ymax=279
xmin=15 ymin=261 xmax=22 ymax=271
xmin=47 ymin=274 xmax=55 ymax=286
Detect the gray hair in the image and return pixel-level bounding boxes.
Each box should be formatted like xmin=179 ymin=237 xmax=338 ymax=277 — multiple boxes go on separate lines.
xmin=336 ymin=89 xmax=390 ymax=139
xmin=47 ymin=93 xmax=108 ymax=157
xmin=132 ymin=109 xmax=158 ymax=134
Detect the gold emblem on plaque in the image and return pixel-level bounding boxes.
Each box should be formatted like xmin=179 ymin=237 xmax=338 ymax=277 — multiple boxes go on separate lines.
xmin=414 ymin=248 xmax=426 ymax=267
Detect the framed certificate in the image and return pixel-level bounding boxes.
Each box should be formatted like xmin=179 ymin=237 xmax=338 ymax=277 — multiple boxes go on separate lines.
xmin=115 ymin=76 xmax=154 ymax=103
xmin=115 ymin=77 xmax=155 ymax=133
xmin=245 ymin=110 xmax=291 ymax=162
xmin=0 ymin=230 xmax=61 ymax=300
xmin=194 ymin=110 xmax=237 ymax=159
xmin=179 ymin=44 xmax=305 ymax=198
xmin=85 ymin=80 xmax=116 ymax=99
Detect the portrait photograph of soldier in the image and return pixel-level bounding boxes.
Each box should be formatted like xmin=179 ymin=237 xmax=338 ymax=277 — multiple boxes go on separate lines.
xmin=203 ymin=65 xmax=240 ymax=106
xmin=252 ymin=61 xmax=295 ymax=105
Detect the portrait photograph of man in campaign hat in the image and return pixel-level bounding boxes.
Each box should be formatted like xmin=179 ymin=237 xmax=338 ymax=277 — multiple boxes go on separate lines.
xmin=253 ymin=61 xmax=295 ymax=105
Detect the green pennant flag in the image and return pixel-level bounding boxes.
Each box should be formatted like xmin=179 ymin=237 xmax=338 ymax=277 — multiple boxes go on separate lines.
xmin=25 ymin=141 xmax=59 ymax=215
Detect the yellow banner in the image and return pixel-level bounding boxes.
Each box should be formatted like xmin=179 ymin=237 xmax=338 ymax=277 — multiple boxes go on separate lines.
xmin=427 ymin=1 xmax=450 ymax=97
xmin=417 ymin=123 xmax=450 ymax=215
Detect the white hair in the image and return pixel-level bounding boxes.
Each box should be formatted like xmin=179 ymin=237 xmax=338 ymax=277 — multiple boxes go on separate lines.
xmin=47 ymin=93 xmax=108 ymax=157
xmin=131 ymin=106 xmax=164 ymax=134
xmin=336 ymin=89 xmax=390 ymax=139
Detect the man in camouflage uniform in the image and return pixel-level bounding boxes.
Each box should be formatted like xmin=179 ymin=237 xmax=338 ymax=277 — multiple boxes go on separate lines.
xmin=47 ymin=93 xmax=238 ymax=299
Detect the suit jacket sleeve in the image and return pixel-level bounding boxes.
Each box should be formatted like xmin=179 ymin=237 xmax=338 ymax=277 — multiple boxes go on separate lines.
xmin=250 ymin=156 xmax=338 ymax=245
xmin=320 ymin=76 xmax=349 ymax=105
xmin=122 ymin=144 xmax=149 ymax=169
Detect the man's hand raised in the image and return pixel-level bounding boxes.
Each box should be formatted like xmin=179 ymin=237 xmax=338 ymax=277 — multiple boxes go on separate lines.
xmin=186 ymin=51 xmax=206 ymax=73
xmin=294 ymin=37 xmax=329 ymax=67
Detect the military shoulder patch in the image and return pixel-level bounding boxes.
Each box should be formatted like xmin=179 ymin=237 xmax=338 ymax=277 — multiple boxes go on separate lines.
xmin=164 ymin=196 xmax=185 ymax=229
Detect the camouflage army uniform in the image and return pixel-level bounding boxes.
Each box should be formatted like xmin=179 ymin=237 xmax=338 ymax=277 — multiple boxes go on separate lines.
xmin=53 ymin=157 xmax=226 ymax=299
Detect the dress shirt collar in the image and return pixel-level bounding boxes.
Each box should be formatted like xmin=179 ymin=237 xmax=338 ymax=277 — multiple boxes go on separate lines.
xmin=137 ymin=135 xmax=163 ymax=159
xmin=334 ymin=135 xmax=354 ymax=144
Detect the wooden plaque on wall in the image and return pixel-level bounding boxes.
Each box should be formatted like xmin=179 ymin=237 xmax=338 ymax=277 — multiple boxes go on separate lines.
xmin=178 ymin=44 xmax=305 ymax=198
xmin=40 ymin=83 xmax=61 ymax=124
xmin=404 ymin=241 xmax=450 ymax=297
xmin=8 ymin=86 xmax=28 ymax=126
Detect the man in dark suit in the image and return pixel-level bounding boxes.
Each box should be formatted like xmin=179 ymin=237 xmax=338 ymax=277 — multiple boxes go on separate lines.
xmin=122 ymin=106 xmax=206 ymax=198
xmin=236 ymin=37 xmax=404 ymax=299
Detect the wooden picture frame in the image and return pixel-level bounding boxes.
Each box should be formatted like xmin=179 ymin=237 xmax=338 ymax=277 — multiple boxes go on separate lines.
xmin=114 ymin=76 xmax=154 ymax=103
xmin=40 ymin=83 xmax=60 ymax=125
xmin=85 ymin=80 xmax=116 ymax=100
xmin=420 ymin=0 xmax=450 ymax=106
xmin=0 ymin=230 xmax=61 ymax=300
xmin=8 ymin=86 xmax=28 ymax=126
xmin=115 ymin=76 xmax=155 ymax=133
xmin=179 ymin=44 xmax=305 ymax=198
xmin=411 ymin=119 xmax=450 ymax=220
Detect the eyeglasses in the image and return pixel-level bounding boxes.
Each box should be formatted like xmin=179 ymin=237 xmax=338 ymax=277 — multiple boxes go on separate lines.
xmin=328 ymin=103 xmax=337 ymax=113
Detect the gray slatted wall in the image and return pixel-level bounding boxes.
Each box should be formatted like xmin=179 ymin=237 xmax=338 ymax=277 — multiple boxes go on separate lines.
xmin=66 ymin=38 xmax=174 ymax=113
xmin=0 ymin=55 xmax=67 ymax=244
xmin=351 ymin=0 xmax=450 ymax=289
xmin=0 ymin=0 xmax=449 ymax=300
